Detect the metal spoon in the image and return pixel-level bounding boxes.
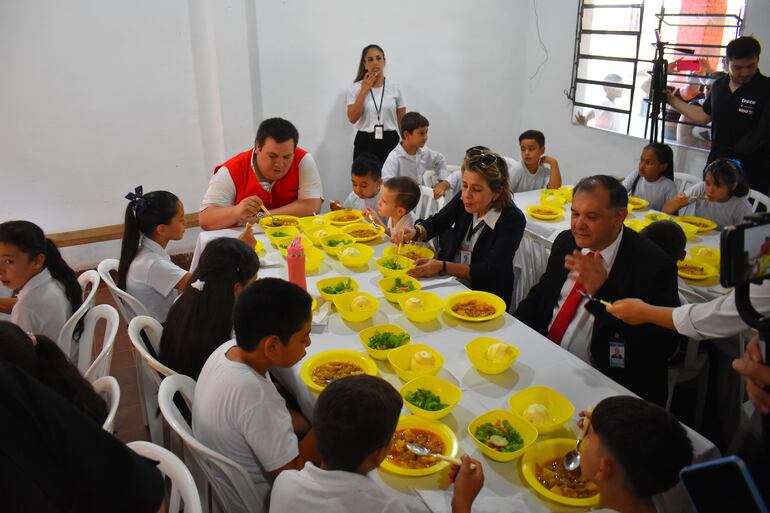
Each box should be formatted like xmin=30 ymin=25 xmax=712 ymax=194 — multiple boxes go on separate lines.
xmin=406 ymin=443 xmax=476 ymax=469
xmin=577 ymin=289 xmax=612 ymax=307
xmin=260 ymin=205 xmax=283 ymax=226
xmin=563 ymin=414 xmax=591 ymax=471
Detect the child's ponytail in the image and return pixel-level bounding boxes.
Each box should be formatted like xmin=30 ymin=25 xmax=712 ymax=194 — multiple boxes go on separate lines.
xmin=44 ymin=238 xmax=83 ymax=338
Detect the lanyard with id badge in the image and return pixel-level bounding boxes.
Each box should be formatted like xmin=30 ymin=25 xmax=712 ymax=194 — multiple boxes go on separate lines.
xmin=370 ymin=78 xmax=386 ymax=139
xmin=460 ymin=221 xmax=486 ymax=265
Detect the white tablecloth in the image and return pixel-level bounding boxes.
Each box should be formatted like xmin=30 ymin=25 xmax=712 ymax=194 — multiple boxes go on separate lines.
xmin=191 ymin=226 xmax=718 ymax=513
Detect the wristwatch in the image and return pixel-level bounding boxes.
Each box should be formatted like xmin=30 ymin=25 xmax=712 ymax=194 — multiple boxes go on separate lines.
xmin=439 ymin=260 xmax=447 ymax=276
xmin=256 ymin=211 xmax=265 ymax=219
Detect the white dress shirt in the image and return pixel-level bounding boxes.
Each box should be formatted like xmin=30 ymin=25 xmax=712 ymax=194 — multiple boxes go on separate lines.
xmin=549 ymin=229 xmax=624 ymax=363
xmin=11 ymin=268 xmax=71 ymax=345
xmin=381 ymin=144 xmax=448 ymax=185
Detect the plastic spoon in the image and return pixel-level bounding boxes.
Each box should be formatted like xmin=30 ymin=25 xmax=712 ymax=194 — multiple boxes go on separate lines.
xmin=406 ymin=443 xmax=476 ymax=469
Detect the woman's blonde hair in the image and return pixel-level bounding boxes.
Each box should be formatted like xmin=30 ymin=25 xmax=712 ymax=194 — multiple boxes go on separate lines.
xmin=461 ymin=149 xmax=513 ymax=210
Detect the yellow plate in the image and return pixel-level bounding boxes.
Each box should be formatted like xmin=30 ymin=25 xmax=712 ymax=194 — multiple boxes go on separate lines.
xmin=305 ymin=225 xmax=342 ymax=246
xmin=379 ymin=276 xmax=422 ymax=303
xmin=521 ymin=438 xmax=600 ymax=507
xmin=341 ymin=222 xmax=385 ymax=242
xmin=316 ymin=276 xmax=359 ymax=302
xmin=338 ymin=243 xmax=375 ymax=268
xmin=643 ymin=212 xmax=672 ymax=223
xmin=376 ymin=255 xmax=416 ymax=277
xmin=398 ymin=291 xmax=444 ymax=323
xmin=380 ymin=415 xmax=459 ymax=477
xmin=507 ymin=386 xmax=575 ymax=435
xmin=387 ymin=343 xmax=444 ymax=382
xmin=628 ymin=196 xmax=649 ymax=210
xmin=383 ymin=243 xmax=435 ymax=262
xmin=445 ymin=291 xmax=506 ymax=322
xmin=332 ymin=291 xmax=379 ymax=323
xmin=465 ymin=337 xmax=519 ymax=375
xmin=689 ymin=245 xmax=720 ymax=267
xmin=259 ymin=215 xmax=300 ymax=229
xmin=677 ymin=215 xmax=718 ymax=232
xmin=359 ymin=324 xmax=411 ymax=360
xmin=468 ymin=409 xmax=538 ymax=462
xmin=526 ymin=205 xmax=564 ymax=221
xmin=324 ymin=209 xmax=364 ymax=226
xmin=677 ymin=259 xmax=718 ymax=280
xmin=623 ymin=219 xmax=649 ymax=233
xmin=401 ymin=375 xmax=462 ymax=421
xmin=674 ymin=221 xmax=699 ymax=240
xmin=320 ymin=233 xmax=356 ymax=255
xmin=299 ymin=349 xmax=377 ymax=392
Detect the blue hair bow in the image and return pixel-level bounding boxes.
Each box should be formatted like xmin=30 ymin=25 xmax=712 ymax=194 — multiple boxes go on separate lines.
xmin=125 ymin=186 xmax=147 ymax=215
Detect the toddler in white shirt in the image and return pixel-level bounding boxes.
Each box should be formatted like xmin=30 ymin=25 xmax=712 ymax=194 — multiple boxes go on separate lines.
xmin=366 ymin=176 xmax=421 ymax=238
xmin=330 ymin=152 xmax=384 ymax=224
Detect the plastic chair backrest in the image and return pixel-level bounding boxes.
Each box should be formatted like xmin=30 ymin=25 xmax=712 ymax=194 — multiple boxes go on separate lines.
xmin=673 ymin=172 xmax=701 ymax=194
xmin=80 ymin=304 xmax=120 ymax=381
xmin=97 ymin=258 xmax=149 ymax=325
xmin=415 ymin=185 xmax=440 ymax=220
xmin=158 ymin=375 xmax=265 ymax=513
xmin=92 ymin=375 xmax=120 ymax=433
xmin=57 ymin=270 xmax=100 ymax=363
xmin=127 ymin=441 xmax=203 ymax=513
xmin=747 ymin=189 xmax=770 ymax=213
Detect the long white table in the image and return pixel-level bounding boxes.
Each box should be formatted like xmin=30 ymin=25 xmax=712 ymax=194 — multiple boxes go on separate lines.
xmin=192 ymin=226 xmax=718 ymax=513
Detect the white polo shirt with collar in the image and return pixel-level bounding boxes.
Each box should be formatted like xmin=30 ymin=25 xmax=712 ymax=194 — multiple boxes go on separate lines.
xmin=126 ymin=236 xmax=187 ymax=323
xmin=11 ymin=268 xmax=71 ymax=343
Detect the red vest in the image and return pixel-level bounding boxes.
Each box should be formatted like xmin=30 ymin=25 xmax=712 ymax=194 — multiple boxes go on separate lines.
xmin=214 ymin=146 xmax=308 ymax=210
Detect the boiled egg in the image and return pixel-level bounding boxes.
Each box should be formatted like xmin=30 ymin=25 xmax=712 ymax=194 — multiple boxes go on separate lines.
xmin=341 ymin=247 xmax=360 ymax=258
xmin=485 ymin=342 xmax=513 ymax=363
xmin=350 ymin=295 xmax=372 ymax=311
xmin=403 ymin=296 xmax=424 ymax=312
xmin=522 ymin=403 xmax=550 ymax=427
xmin=410 ymin=350 xmax=436 ymax=372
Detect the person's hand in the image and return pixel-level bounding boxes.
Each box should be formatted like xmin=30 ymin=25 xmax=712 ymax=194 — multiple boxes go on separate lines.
xmin=407 ymin=258 xmax=441 ymax=279
xmin=237 ymin=195 xmax=264 ymax=220
xmin=564 ymin=250 xmax=608 ymax=296
xmin=363 ymin=208 xmax=385 ymax=228
xmin=391 ymin=227 xmax=416 ymax=245
xmin=539 ymin=155 xmax=558 ymax=168
xmin=237 ymin=222 xmax=257 ymax=249
xmin=362 ymin=70 xmax=378 ymax=92
xmin=605 ymin=298 xmax=649 ymax=325
xmin=674 ymin=192 xmax=691 ymax=209
xmin=699 ymin=57 xmax=715 ymax=75
xmin=329 ymin=200 xmax=343 ymax=211
xmin=732 ymin=337 xmax=770 ymax=413
xmin=449 ymin=456 xmax=484 ymax=513
xmin=433 ymin=180 xmax=450 ymax=199
xmin=574 ymin=112 xmax=588 ymax=125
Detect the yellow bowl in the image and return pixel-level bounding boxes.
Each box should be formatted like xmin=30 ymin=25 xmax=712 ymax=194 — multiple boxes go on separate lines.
xmin=677 ymin=259 xmax=718 ymax=280
xmin=397 ymin=291 xmax=444 ymax=323
xmin=677 ymin=215 xmax=718 ymax=232
xmin=445 ymin=290 xmax=506 ymax=322
xmin=540 ymin=190 xmax=566 ymax=208
xmin=324 ymin=209 xmax=364 ymax=226
xmin=332 ymin=291 xmax=379 ymax=323
xmin=557 ymin=185 xmax=573 ymax=202
xmin=259 ymin=215 xmax=300 ymax=229
xmin=520 ymin=438 xmax=600 ymax=507
xmin=274 ymin=234 xmax=313 ymax=254
xmin=359 ymin=324 xmax=411 ymax=360
xmin=466 ymin=337 xmax=520 ymax=374
xmin=253 ymin=240 xmax=265 ymax=254
xmin=401 ymin=375 xmax=462 ymax=421
xmin=305 ymin=224 xmax=342 ymax=246
xmin=320 ymin=232 xmax=356 ymax=255
xmin=508 ymin=386 xmax=575 ymax=435
xmin=316 ymin=276 xmax=359 ymax=302
xmin=376 ymin=255 xmax=416 ymax=277
xmin=301 ymin=245 xmax=325 ymax=273
xmin=387 ymin=343 xmax=444 ymax=382
xmin=380 ymin=415 xmax=459 ymax=477
xmin=674 ymin=221 xmax=699 ymax=240
xmin=526 ymin=205 xmax=564 ymax=221
xmin=265 ymin=225 xmax=300 ymax=242
xmin=341 ymin=222 xmax=385 ymax=243
xmin=689 ymin=245 xmax=720 ymax=267
xmin=383 ymin=243 xmax=435 ymax=262
xmin=338 ymin=243 xmax=375 ymax=268
xmin=628 ymin=196 xmax=649 ymax=210
xmin=623 ymin=219 xmax=650 ymax=232
xmin=643 ymin=212 xmax=672 ymax=223
xmin=299 ymin=349 xmax=378 ymax=392
xmin=467 ymin=409 xmax=539 ymax=462
xmin=379 ymin=276 xmax=423 ymax=303
xmin=298 ymin=215 xmax=330 ymax=232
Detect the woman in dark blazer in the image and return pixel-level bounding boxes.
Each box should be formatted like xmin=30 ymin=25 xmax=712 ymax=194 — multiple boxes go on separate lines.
xmin=393 ymin=149 xmax=525 ymax=307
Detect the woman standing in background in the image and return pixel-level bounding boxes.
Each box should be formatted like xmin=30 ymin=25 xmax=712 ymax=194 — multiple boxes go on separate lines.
xmin=346 ymin=44 xmax=406 ymax=165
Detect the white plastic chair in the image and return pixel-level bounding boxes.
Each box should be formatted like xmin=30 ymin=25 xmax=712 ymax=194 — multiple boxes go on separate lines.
xmin=57 ymin=270 xmax=100 ymax=363
xmin=512 ymin=230 xmax=552 ymax=311
xmin=128 ymin=315 xmax=176 ymax=445
xmin=127 ymin=441 xmax=203 ymax=513
xmin=673 ymin=172 xmax=701 ymax=194
xmin=414 ymin=185 xmax=440 ymax=221
xmin=92 ymin=375 xmax=120 ymax=434
xmin=747 ymin=189 xmax=770 ymax=213
xmin=159 ymin=374 xmax=265 ymax=513
xmin=97 ymin=258 xmax=150 ymax=325
xmin=76 ymin=304 xmax=120 ymax=381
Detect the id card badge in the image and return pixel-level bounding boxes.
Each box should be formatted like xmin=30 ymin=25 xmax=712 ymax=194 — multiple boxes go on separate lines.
xmin=374 ymin=124 xmax=384 ymax=140
xmin=609 ymin=340 xmax=626 ymax=369
xmin=460 ymin=248 xmax=472 ymax=265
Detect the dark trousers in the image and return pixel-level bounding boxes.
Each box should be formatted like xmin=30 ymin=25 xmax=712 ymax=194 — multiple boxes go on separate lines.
xmin=353 ymin=130 xmax=399 ymax=166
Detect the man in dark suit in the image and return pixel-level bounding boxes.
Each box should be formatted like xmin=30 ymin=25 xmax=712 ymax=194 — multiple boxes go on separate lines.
xmin=515 ymin=175 xmax=681 ymax=405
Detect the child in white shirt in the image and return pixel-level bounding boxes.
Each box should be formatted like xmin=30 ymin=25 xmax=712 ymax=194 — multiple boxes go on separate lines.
xmin=117 ymin=186 xmax=191 ymax=322
xmin=508 ymin=129 xmax=562 ymax=193
xmin=193 ymin=278 xmax=320 ymax=513
xmin=663 ymin=158 xmax=753 ymax=229
xmin=622 ymin=143 xmax=677 ymax=211
xmin=330 ymin=153 xmax=384 ymax=224
xmin=0 ymin=220 xmax=83 ymax=357
xmin=381 ymin=112 xmax=450 ymax=199
xmin=366 ymin=176 xmax=421 ymax=238
xmin=269 ymin=374 xmax=484 ymax=513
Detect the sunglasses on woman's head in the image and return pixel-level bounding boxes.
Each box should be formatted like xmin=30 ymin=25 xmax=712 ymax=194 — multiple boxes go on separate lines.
xmin=466 ymin=151 xmax=499 ymax=168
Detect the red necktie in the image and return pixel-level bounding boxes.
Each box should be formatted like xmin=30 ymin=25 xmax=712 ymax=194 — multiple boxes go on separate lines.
xmin=547 ymin=252 xmax=598 ymax=345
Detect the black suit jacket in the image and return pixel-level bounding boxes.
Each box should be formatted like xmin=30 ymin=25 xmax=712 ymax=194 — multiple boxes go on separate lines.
xmin=418 ymin=192 xmax=526 ymax=308
xmin=514 ymin=227 xmax=681 ymax=405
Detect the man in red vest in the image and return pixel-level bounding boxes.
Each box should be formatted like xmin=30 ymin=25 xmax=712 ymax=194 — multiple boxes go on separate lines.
xmin=199 ymin=118 xmax=323 ymax=230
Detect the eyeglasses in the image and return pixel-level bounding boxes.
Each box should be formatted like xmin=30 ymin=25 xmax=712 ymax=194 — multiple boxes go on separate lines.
xmin=465 ymin=150 xmax=499 ymax=169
